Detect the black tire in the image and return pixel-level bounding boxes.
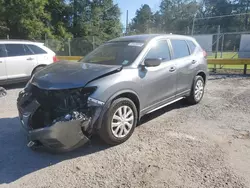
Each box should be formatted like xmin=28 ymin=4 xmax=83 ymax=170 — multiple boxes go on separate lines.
xmin=186 ymin=75 xmax=205 ymax=105
xmin=99 ymin=98 xmax=138 ymax=145
xmin=32 ymin=66 xmax=45 ymax=76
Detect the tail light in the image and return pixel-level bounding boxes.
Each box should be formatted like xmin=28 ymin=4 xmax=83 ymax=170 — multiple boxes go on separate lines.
xmin=202 ymin=49 xmax=207 ymax=58
xmin=53 ymin=56 xmax=59 ymax=63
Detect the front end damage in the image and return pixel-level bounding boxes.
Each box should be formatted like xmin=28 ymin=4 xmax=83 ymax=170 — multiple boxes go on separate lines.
xmin=17 ymin=84 xmax=104 ymax=152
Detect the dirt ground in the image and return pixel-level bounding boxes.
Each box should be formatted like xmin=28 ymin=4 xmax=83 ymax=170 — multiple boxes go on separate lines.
xmin=0 ymin=75 xmax=250 ymax=188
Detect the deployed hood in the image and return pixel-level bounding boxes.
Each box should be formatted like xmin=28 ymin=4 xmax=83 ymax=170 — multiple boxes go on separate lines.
xmin=31 ymin=61 xmax=122 ymax=90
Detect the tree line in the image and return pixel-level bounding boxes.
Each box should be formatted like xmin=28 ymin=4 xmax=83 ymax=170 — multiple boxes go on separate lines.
xmin=0 ymin=0 xmax=122 ymax=41
xmin=0 ymin=0 xmax=249 ymax=42
xmin=129 ymin=0 xmax=250 ymax=35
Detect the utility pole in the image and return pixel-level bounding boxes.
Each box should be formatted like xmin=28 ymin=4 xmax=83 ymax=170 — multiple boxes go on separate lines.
xmin=126 ymin=10 xmax=129 ymax=35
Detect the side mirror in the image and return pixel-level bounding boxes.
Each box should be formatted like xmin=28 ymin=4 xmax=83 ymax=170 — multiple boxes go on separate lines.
xmin=144 ymin=58 xmax=161 ymax=67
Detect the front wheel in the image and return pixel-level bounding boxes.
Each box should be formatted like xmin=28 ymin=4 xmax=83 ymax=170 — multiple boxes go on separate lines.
xmin=99 ymin=98 xmax=138 ymax=145
xmin=186 ymin=75 xmax=205 ymax=105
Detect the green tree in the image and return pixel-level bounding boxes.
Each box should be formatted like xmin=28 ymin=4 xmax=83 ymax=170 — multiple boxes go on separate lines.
xmin=231 ymin=0 xmax=250 ymax=30
xmin=159 ymin=0 xmax=199 ymax=34
xmin=130 ymin=4 xmax=154 ymax=34
xmin=69 ymin=0 xmax=122 ymax=40
xmin=45 ymin=0 xmax=72 ymax=39
xmin=0 ymin=0 xmax=52 ymax=39
xmin=196 ymin=0 xmax=234 ymax=33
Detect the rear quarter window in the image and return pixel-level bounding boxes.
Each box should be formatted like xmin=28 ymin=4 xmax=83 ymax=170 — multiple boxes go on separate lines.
xmin=28 ymin=44 xmax=47 ymax=54
xmin=171 ymin=39 xmax=190 ymax=59
xmin=0 ymin=44 xmax=7 ymax=57
xmin=186 ymin=40 xmax=197 ymax=54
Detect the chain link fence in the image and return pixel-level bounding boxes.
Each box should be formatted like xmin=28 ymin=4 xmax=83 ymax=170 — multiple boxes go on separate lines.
xmin=194 ymin=32 xmax=250 ymax=59
xmin=44 ymin=36 xmax=101 ymax=56
xmin=41 ymin=31 xmax=250 ymax=61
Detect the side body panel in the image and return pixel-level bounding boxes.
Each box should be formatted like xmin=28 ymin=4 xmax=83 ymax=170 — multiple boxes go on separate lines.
xmin=0 ymin=57 xmax=7 ymax=82
xmin=5 ymin=54 xmax=37 ymax=79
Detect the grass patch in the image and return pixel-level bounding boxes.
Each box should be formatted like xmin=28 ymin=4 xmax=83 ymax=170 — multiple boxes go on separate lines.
xmin=207 ymin=52 xmax=238 ymax=59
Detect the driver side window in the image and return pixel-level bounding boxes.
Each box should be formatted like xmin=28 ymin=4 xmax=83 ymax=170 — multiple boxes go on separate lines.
xmin=145 ymin=40 xmax=171 ymax=62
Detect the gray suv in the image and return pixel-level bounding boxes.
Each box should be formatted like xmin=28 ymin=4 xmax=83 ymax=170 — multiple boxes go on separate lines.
xmin=17 ymin=34 xmax=208 ymax=152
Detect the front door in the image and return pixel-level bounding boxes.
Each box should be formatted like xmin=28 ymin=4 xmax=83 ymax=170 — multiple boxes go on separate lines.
xmin=0 ymin=44 xmax=7 ymax=82
xmin=5 ymin=43 xmax=37 ymax=79
xmin=139 ymin=40 xmax=177 ymax=111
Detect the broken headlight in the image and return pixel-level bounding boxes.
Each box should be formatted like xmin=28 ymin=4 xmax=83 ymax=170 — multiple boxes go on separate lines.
xmin=30 ymin=86 xmax=97 ymax=128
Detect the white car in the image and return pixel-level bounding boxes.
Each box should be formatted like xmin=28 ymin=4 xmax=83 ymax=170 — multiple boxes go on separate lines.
xmin=0 ymin=40 xmax=58 ymax=85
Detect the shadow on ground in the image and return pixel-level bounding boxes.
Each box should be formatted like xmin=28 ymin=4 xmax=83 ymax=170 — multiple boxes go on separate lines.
xmin=2 ymin=82 xmax=26 ymax=90
xmin=208 ymin=73 xmax=250 ymax=80
xmin=0 ymin=100 xmax=188 ymax=184
xmin=139 ymin=99 xmax=189 ymax=126
xmin=0 ymin=117 xmax=110 ymax=184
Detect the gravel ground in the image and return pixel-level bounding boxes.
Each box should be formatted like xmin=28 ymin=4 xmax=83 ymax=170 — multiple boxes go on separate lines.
xmin=0 ymin=76 xmax=250 ymax=188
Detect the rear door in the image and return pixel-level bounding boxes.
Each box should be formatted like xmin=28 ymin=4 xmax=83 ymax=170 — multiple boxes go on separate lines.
xmin=5 ymin=43 xmax=37 ymax=79
xmin=170 ymin=39 xmax=197 ymax=96
xmin=27 ymin=44 xmax=53 ymax=65
xmin=0 ymin=44 xmax=7 ymax=82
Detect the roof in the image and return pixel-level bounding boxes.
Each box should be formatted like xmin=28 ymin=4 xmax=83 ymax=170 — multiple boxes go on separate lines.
xmin=0 ymin=40 xmax=44 ymax=45
xmin=109 ymin=34 xmax=162 ymax=43
xmin=109 ymin=34 xmax=195 ymax=43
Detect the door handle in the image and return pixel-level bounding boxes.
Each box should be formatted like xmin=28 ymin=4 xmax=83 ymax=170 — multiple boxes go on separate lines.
xmin=27 ymin=57 xmax=34 ymax=61
xmin=169 ymin=67 xmax=176 ymax=72
xmin=192 ymin=60 xmax=197 ymax=64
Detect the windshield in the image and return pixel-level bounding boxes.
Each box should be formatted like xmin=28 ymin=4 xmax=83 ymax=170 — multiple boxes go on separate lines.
xmin=80 ymin=41 xmax=145 ymax=66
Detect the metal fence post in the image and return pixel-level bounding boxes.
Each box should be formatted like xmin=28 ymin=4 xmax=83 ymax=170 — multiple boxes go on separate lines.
xmin=220 ymin=33 xmax=224 ymax=58
xmin=191 ymin=14 xmax=196 ymax=36
xmin=92 ymin=36 xmax=95 ymax=50
xmin=244 ymin=64 xmax=247 ymax=74
xmin=215 ymin=25 xmax=221 ymax=59
xmin=213 ymin=25 xmax=221 ymax=72
xmin=68 ymin=38 xmax=71 ymax=56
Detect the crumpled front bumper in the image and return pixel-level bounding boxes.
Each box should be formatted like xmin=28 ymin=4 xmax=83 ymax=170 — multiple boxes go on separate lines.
xmin=17 ymin=90 xmax=103 ymax=152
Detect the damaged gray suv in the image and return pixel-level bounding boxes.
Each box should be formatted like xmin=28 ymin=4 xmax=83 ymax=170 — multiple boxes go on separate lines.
xmin=17 ymin=34 xmax=208 ymax=152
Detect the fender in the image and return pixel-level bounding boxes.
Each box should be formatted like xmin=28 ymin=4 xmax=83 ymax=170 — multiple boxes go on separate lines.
xmin=93 ymin=89 xmax=141 ymax=130
xmin=196 ymin=70 xmax=208 ymax=84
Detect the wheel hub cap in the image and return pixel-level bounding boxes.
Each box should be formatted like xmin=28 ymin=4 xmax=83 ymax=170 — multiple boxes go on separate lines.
xmin=195 ymin=80 xmax=204 ymax=101
xmin=111 ymin=105 xmax=134 ymax=138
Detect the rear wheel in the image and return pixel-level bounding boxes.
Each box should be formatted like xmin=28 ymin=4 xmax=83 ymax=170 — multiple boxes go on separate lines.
xmin=186 ymin=75 xmax=205 ymax=104
xmin=99 ymin=98 xmax=138 ymax=145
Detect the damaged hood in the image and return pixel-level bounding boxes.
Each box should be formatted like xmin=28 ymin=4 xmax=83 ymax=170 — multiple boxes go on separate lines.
xmin=31 ymin=61 xmax=122 ymax=90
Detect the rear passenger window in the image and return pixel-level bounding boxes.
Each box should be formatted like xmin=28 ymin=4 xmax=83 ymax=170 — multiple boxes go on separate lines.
xmin=0 ymin=44 xmax=7 ymax=57
xmin=28 ymin=44 xmax=47 ymax=54
xmin=187 ymin=40 xmax=196 ymax=54
xmin=5 ymin=44 xmax=32 ymax=57
xmin=171 ymin=40 xmax=190 ymax=59
xmin=24 ymin=45 xmax=34 ymax=55
xmin=145 ymin=40 xmax=171 ymax=61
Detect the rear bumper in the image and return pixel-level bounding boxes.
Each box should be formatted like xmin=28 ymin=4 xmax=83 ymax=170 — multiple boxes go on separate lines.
xmin=17 ymin=90 xmax=102 ymax=152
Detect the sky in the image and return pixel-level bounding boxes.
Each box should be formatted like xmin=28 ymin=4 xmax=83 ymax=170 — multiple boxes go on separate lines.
xmin=114 ymin=0 xmax=162 ymax=28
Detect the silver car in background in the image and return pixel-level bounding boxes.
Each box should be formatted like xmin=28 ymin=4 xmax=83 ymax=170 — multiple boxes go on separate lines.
xmin=17 ymin=34 xmax=208 ymax=152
